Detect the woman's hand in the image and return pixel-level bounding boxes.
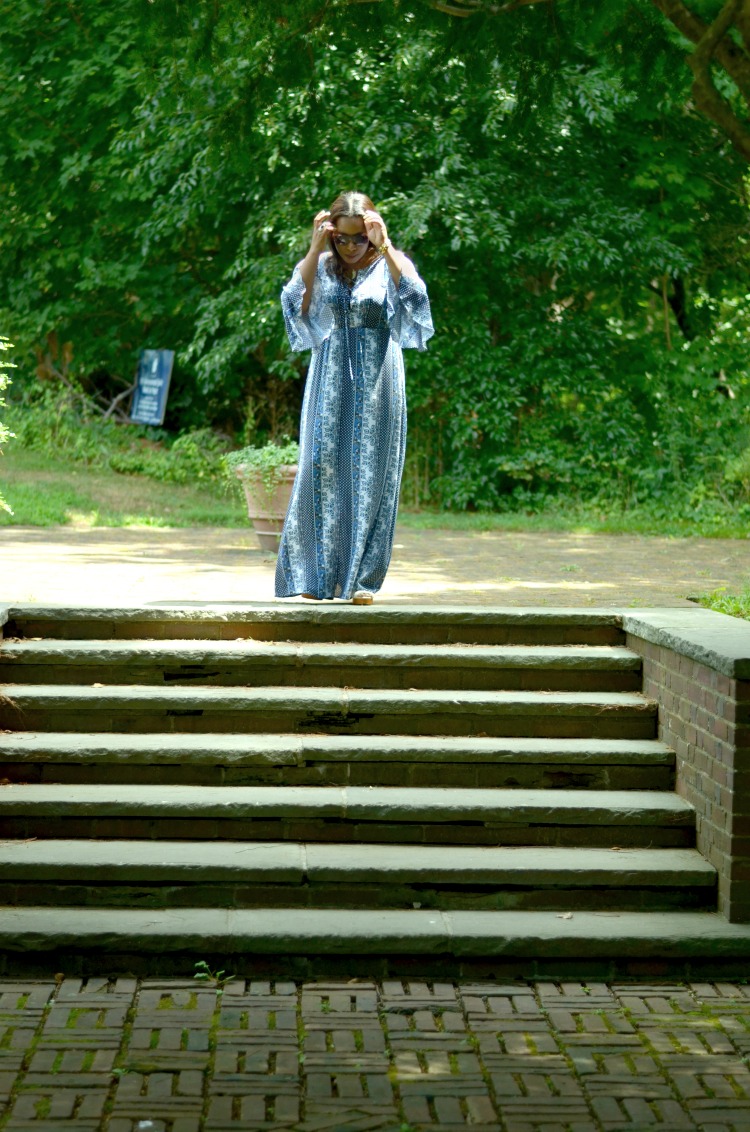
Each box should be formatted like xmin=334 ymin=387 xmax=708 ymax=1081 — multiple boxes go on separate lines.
xmin=310 ymin=210 xmax=334 ymax=254
xmin=363 ymin=209 xmax=388 ymax=249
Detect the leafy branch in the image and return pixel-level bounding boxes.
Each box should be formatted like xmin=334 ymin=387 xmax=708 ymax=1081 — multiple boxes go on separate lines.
xmin=652 ymin=0 xmax=750 ymax=162
xmin=0 ymin=338 xmax=16 ymax=515
xmin=327 ymin=0 xmax=750 ymax=162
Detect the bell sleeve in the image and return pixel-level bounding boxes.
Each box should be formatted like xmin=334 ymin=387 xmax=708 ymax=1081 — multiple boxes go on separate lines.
xmin=281 ymin=260 xmax=335 ymax=352
xmin=386 ymin=270 xmax=434 ymax=351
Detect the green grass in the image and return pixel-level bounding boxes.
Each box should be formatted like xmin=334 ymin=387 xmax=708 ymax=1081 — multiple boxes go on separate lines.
xmin=3 ymin=441 xmax=750 ymax=540
xmin=695 ymin=586 xmax=750 ymax=621
xmin=0 ymin=446 xmax=246 ymax=528
xmin=398 ymin=501 xmax=750 ymax=538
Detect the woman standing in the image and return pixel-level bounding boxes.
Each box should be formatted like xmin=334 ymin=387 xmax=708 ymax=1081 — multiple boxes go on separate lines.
xmin=275 ymin=191 xmax=433 ymax=604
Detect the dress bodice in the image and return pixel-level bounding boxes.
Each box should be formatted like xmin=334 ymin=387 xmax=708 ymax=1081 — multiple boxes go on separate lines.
xmin=281 ymin=249 xmax=433 ymax=353
xmin=329 ymin=262 xmax=391 ymax=332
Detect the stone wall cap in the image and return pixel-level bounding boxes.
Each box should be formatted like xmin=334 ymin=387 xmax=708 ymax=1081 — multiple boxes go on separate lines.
xmin=621 ymin=607 xmax=750 ymax=680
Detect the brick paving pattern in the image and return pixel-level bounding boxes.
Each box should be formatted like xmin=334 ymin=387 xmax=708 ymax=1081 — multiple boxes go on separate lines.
xmin=4 ymin=527 xmax=749 ymax=609
xmin=0 ymin=978 xmax=749 ymax=1130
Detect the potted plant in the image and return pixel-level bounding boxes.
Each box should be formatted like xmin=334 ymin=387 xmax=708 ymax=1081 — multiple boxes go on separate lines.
xmin=223 ymin=439 xmax=299 ymax=551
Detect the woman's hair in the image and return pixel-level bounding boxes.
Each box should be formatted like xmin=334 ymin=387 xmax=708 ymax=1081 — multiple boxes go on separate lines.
xmin=326 ymin=191 xmax=377 ymax=280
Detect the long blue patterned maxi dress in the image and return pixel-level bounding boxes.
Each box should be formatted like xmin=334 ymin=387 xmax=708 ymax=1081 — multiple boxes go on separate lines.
xmin=275 ymin=251 xmax=433 ymax=600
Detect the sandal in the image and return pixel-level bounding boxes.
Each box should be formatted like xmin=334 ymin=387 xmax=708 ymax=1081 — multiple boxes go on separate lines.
xmin=352 ymin=590 xmax=374 ymax=605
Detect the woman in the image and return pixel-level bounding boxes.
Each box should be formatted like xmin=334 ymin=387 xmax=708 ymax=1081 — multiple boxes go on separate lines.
xmin=275 ymin=191 xmax=433 ymax=604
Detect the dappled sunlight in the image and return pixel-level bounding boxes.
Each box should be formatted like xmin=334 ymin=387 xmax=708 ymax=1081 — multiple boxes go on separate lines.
xmin=388 ymin=577 xmax=618 ymax=594
xmin=1 ymin=526 xmax=748 ymax=607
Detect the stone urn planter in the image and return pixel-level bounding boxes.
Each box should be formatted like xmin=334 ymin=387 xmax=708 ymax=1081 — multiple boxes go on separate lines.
xmin=224 ymin=441 xmax=299 ymax=552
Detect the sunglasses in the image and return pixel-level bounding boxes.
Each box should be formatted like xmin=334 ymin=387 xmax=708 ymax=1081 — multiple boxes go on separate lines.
xmin=332 ymin=232 xmax=369 ymax=248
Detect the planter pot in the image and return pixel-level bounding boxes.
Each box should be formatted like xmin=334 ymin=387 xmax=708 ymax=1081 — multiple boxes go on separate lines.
xmin=234 ymin=464 xmax=297 ymax=552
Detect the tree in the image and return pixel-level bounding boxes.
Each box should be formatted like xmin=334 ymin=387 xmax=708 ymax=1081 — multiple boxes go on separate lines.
xmin=1 ymin=0 xmax=748 ymax=510
xmin=0 ymin=338 xmax=15 ymax=514
xmin=286 ymin=0 xmax=750 ymax=164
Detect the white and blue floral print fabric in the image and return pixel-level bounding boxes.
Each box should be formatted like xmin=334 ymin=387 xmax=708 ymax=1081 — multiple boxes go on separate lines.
xmin=275 ymin=252 xmax=433 ymax=600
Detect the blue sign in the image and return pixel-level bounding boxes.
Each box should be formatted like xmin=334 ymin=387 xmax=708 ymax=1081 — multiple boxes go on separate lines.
xmin=130 ymin=349 xmax=174 ymax=426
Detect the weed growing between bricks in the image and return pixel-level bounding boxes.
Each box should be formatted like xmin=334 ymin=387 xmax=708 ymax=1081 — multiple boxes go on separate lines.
xmin=0 ymin=976 xmax=750 ymax=1129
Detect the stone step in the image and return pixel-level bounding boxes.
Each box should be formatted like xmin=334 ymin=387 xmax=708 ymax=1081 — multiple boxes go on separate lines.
xmin=0 ymin=785 xmax=695 ymax=847
xmin=0 ymin=640 xmax=642 ymax=692
xmin=0 ymin=732 xmax=675 ymax=789
xmin=0 ymin=842 xmax=715 ymax=911
xmin=0 ymin=685 xmax=657 ymax=739
xmin=2 ymin=907 xmax=749 ymax=978
xmin=3 ymin=605 xmax=625 ymax=646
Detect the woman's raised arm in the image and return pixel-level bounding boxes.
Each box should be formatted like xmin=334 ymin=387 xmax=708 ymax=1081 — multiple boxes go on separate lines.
xmin=299 ymin=210 xmax=334 ymax=313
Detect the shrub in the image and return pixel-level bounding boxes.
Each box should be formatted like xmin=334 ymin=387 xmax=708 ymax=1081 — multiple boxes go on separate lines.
xmin=0 ymin=337 xmax=16 ymax=514
xmin=5 ymin=384 xmax=231 ymax=486
xmin=222 ymin=440 xmax=300 ymax=493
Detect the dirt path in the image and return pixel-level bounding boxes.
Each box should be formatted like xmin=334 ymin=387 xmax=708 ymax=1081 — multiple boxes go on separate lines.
xmin=2 ymin=525 xmax=748 ymax=607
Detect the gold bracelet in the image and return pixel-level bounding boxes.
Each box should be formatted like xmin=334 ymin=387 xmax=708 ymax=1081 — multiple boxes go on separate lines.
xmin=378 ymin=238 xmax=392 ymax=254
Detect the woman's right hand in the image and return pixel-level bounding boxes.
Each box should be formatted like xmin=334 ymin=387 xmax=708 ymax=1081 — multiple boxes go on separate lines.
xmin=310 ymin=210 xmax=334 ymax=254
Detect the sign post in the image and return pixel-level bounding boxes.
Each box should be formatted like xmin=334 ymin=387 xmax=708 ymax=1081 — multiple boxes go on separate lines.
xmin=129 ymin=349 xmax=174 ymax=426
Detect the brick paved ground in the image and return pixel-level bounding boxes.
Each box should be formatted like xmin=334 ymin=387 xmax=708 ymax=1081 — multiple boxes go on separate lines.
xmin=1 ymin=977 xmax=749 ymax=1131
xmin=3 ymin=526 xmax=749 ymax=607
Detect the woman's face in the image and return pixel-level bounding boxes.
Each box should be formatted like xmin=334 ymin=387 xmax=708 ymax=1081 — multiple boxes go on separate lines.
xmin=332 ymin=215 xmax=371 ymax=267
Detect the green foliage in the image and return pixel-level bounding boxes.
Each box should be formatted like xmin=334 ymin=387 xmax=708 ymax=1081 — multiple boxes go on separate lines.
xmin=0 ymin=337 xmax=15 ymax=514
xmin=223 ymin=436 xmax=300 ymax=500
xmin=696 ymin=587 xmax=750 ymax=622
xmin=0 ymin=446 xmax=245 ymax=528
xmin=5 ymin=385 xmax=230 ymax=486
xmin=193 ymin=960 xmax=235 ymax=991
xmin=223 ymin=440 xmax=300 ymax=471
xmin=107 ymin=428 xmax=231 ymax=485
xmin=4 ymin=434 xmax=747 ymax=535
xmin=1 ymin=0 xmax=749 ymax=518
xmin=723 ymin=446 xmax=750 ymax=499
xmin=399 ymin=494 xmax=750 ymax=538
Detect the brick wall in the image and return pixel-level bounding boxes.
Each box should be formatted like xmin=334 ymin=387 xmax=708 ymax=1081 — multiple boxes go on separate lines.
xmin=626 ymin=632 xmax=750 ymax=923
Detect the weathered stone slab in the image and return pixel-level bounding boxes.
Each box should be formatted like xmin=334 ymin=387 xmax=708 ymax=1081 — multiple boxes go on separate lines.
xmin=303 ymin=845 xmax=714 ymax=886
xmin=0 ymin=840 xmax=305 ymax=882
xmin=0 ymin=684 xmax=657 ymax=739
xmin=0 ymin=684 xmax=653 ymax=713
xmin=4 ymin=603 xmax=626 ymax=640
xmin=298 ymin=735 xmax=673 ymax=765
xmin=0 ymin=784 xmax=694 ymax=825
xmin=0 ymin=639 xmax=644 ymax=692
xmin=443 ymin=910 xmax=750 ymax=958
xmin=0 ymin=639 xmax=641 ymax=670
xmin=0 ymin=907 xmax=749 ymax=960
xmin=0 ymin=840 xmax=713 ymax=888
xmin=0 ymin=731 xmax=674 ymax=765
xmin=0 ymin=732 xmax=302 ymax=765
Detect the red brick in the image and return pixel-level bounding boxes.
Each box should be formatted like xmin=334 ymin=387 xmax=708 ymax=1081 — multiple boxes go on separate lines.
xmin=717 ymin=672 xmax=733 ymax=697
xmin=703 ymin=689 xmax=721 ymax=716
xmin=730 ymin=857 xmax=750 ymax=883
xmin=720 ymin=786 xmax=734 ymax=811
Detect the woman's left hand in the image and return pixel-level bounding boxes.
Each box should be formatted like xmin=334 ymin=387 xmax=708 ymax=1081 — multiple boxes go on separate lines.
xmin=363 ymin=209 xmax=388 ymax=248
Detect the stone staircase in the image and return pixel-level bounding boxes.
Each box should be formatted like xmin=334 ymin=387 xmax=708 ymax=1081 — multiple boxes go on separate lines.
xmin=0 ymin=604 xmax=748 ymax=977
